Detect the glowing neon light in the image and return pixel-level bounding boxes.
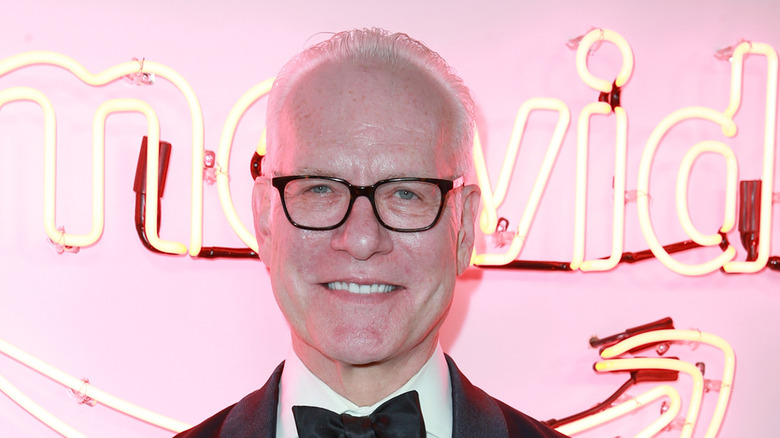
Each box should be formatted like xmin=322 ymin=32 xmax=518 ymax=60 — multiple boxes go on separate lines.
xmin=595 ymin=358 xmax=703 ymax=438
xmin=0 ymin=87 xmax=58 ymax=246
xmin=575 ymin=28 xmax=634 ymax=92
xmin=571 ymin=104 xmax=628 ymax=272
xmin=638 ymin=107 xmax=738 ymax=275
xmin=476 ymin=28 xmax=634 ymax=270
xmin=638 ymin=40 xmax=778 ymax=275
xmin=722 ymin=41 xmax=778 ymax=273
xmin=0 ymin=374 xmax=86 ymax=438
xmin=570 ymin=28 xmax=633 ymax=272
xmin=555 ymin=384 xmax=681 ymax=437
xmin=0 ymin=338 xmax=190 ymax=433
xmin=94 ymin=100 xmax=187 ymax=254
xmin=600 ymin=329 xmax=735 ymax=438
xmin=473 ymin=98 xmax=570 ymax=266
xmin=571 ymin=102 xmax=609 ymax=271
xmin=676 ymin=141 xmax=738 ymax=247
xmin=216 ymin=78 xmax=275 ymax=253
xmin=0 ymin=51 xmax=204 ymax=255
xmin=1 ymin=38 xmax=775 ymax=269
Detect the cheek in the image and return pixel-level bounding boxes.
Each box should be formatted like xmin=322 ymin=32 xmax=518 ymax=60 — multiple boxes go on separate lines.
xmin=267 ymin=217 xmax=324 ymax=301
xmin=269 ymin=205 xmax=317 ymax=252
xmin=268 ymin=233 xmax=330 ymax=332
xmin=272 ymin=227 xmax=329 ymax=279
xmin=394 ymin=230 xmax=458 ymax=285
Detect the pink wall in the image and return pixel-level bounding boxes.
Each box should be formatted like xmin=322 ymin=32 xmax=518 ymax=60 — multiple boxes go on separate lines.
xmin=1 ymin=1 xmax=777 ymax=436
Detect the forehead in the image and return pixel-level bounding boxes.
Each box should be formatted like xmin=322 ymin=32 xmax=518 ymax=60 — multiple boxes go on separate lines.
xmin=274 ymin=60 xmax=457 ymax=178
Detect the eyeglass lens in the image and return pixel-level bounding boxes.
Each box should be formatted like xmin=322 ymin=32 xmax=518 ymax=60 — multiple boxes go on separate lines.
xmin=282 ymin=178 xmax=444 ymax=230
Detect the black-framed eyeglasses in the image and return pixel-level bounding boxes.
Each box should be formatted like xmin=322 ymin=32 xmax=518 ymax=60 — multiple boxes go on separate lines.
xmin=271 ymin=175 xmax=464 ymax=232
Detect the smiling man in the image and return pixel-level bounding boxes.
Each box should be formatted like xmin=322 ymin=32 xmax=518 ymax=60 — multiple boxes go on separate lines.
xmin=176 ymin=28 xmax=566 ymax=438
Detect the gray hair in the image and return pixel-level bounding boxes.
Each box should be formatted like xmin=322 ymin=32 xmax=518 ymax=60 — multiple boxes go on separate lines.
xmin=264 ymin=28 xmax=475 ymax=177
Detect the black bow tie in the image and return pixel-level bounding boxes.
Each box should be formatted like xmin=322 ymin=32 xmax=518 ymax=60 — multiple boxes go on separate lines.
xmin=292 ymin=390 xmax=426 ymax=438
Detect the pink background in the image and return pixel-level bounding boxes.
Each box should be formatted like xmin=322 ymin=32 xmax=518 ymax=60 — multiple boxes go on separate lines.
xmin=1 ymin=0 xmax=778 ymax=436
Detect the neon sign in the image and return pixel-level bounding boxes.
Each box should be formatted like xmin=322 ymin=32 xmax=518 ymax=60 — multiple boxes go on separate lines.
xmin=637 ymin=41 xmax=778 ymax=275
xmin=473 ymin=29 xmax=777 ymax=275
xmin=0 ymin=51 xmax=204 ymax=255
xmin=0 ymin=337 xmax=190 ymax=435
xmin=552 ymin=319 xmax=735 ymax=437
xmin=0 ymin=29 xmax=776 ymax=276
xmin=0 ymin=29 xmax=756 ymax=437
xmin=596 ymin=329 xmax=735 ymax=438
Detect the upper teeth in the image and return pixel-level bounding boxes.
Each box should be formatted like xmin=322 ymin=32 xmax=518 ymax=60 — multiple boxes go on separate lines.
xmin=327 ymin=282 xmax=396 ymax=294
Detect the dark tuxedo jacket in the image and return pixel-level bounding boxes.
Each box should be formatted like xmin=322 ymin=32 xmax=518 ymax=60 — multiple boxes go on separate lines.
xmin=175 ymin=355 xmax=567 ymax=437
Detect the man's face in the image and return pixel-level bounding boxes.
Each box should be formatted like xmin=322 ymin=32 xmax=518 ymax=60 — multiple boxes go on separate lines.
xmin=254 ymin=60 xmax=479 ymax=367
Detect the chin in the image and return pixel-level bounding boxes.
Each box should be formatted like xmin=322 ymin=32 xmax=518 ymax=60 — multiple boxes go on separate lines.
xmin=323 ymin=330 xmax=402 ymax=366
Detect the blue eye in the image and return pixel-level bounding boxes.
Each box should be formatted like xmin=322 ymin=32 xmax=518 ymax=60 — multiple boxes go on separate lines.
xmin=310 ymin=185 xmax=332 ymax=194
xmin=395 ymin=189 xmax=418 ymax=200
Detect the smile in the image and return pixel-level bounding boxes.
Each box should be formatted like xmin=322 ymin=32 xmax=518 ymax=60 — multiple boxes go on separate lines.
xmin=327 ymin=282 xmax=398 ymax=294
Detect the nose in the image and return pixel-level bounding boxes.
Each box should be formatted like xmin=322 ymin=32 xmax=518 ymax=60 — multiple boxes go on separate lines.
xmin=330 ymin=196 xmax=393 ymax=259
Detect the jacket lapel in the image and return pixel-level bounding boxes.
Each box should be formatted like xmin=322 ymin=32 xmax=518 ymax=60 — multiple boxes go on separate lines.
xmin=220 ymin=361 xmax=285 ymax=438
xmin=216 ymin=356 xmax=518 ymax=437
xmin=446 ymin=354 xmax=509 ymax=437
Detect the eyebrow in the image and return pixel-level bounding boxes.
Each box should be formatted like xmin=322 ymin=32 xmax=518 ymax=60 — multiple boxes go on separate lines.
xmin=291 ymin=167 xmax=338 ymax=177
xmin=281 ymin=167 xmax=440 ymax=180
xmin=286 ymin=174 xmax=454 ymax=185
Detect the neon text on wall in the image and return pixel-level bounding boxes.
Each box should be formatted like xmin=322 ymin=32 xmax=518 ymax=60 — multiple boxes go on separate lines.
xmin=471 ymin=29 xmax=777 ymax=275
xmin=0 ymin=318 xmax=734 ymax=437
xmin=0 ymin=28 xmax=777 ymax=275
xmin=0 ymin=28 xmax=748 ymax=436
xmin=0 ymin=52 xmax=204 ymax=255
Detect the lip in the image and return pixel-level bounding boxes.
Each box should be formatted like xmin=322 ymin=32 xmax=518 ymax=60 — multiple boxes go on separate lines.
xmin=326 ymin=281 xmax=399 ymax=295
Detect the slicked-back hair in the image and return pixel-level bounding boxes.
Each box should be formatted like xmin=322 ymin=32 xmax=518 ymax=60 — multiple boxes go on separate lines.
xmin=264 ymin=28 xmax=476 ymax=177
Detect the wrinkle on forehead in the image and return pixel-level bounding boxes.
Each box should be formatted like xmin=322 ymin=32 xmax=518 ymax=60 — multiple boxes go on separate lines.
xmin=354 ymin=122 xmax=431 ymax=140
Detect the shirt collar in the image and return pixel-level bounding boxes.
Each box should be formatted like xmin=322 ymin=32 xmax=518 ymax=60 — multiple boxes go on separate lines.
xmin=277 ymin=345 xmax=452 ymax=437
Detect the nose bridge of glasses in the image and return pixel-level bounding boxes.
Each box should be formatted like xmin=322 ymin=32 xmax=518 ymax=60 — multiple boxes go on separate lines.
xmin=337 ymin=184 xmax=391 ymax=237
xmin=347 ymin=184 xmax=380 ymax=218
xmin=347 ymin=183 xmax=380 ymax=217
xmin=349 ymin=183 xmax=377 ymax=199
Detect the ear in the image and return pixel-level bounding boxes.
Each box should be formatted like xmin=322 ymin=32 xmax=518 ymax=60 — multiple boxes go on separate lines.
xmin=456 ymin=184 xmax=481 ymax=275
xmin=252 ymin=176 xmax=273 ymax=262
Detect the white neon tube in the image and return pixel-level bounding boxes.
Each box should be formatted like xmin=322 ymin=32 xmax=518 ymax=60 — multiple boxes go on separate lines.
xmin=676 ymin=141 xmax=738 ymax=247
xmin=595 ymin=358 xmax=703 ymax=438
xmin=0 ymin=51 xmax=204 ymax=254
xmin=584 ymin=105 xmax=628 ymax=271
xmin=0 ymin=87 xmax=60 ymax=248
xmin=570 ymin=102 xmax=609 ymax=270
xmin=722 ymin=41 xmax=778 ymax=273
xmin=637 ymin=106 xmax=738 ymax=275
xmin=575 ymin=29 xmax=634 ymax=92
xmin=571 ymin=29 xmax=632 ymax=272
xmin=0 ymin=95 xmax=187 ymax=253
xmin=216 ymin=78 xmax=275 ymax=253
xmin=555 ymin=384 xmax=681 ymax=438
xmin=600 ymin=329 xmax=735 ymax=438
xmin=94 ymin=99 xmax=187 ymax=254
xmin=473 ymin=97 xmax=570 ymax=266
xmin=570 ymin=103 xmax=627 ymax=272
xmin=0 ymin=373 xmax=86 ymax=438
xmin=257 ymin=128 xmax=267 ymax=156
xmin=0 ymin=338 xmax=190 ymax=433
xmin=472 ymin=129 xmax=496 ymax=234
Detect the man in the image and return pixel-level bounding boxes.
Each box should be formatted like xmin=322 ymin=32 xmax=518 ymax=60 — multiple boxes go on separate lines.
xmin=177 ymin=28 xmax=566 ymax=437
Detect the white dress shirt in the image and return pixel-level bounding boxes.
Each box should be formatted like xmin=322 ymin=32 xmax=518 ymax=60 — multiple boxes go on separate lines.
xmin=276 ymin=344 xmax=453 ymax=437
